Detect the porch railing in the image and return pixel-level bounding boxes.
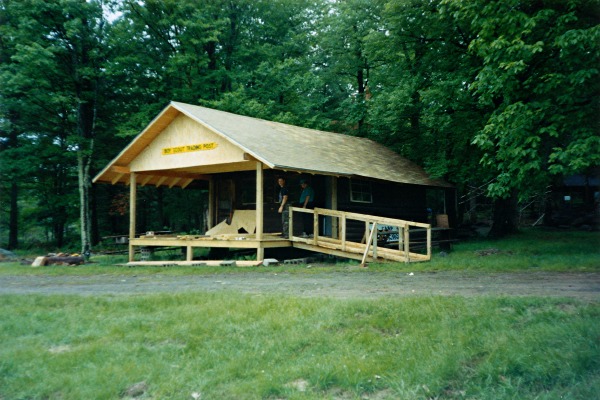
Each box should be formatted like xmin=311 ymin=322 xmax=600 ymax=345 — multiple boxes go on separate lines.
xmin=289 ymin=207 xmax=431 ymax=264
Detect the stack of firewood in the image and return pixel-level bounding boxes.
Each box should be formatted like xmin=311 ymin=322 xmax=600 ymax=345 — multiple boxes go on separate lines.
xmin=31 ymin=252 xmax=85 ymax=267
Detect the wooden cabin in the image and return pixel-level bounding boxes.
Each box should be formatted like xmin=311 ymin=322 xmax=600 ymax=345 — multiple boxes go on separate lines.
xmin=93 ymin=101 xmax=455 ymax=265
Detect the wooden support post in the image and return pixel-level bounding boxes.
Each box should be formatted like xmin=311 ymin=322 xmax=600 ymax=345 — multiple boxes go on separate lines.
xmin=427 ymin=226 xmax=432 ymax=259
xmin=403 ymin=225 xmax=410 ymax=263
xmin=331 ymin=177 xmax=338 ymax=239
xmin=289 ymin=207 xmax=294 ymax=239
xmin=256 ymin=162 xmax=264 ymax=261
xmin=341 ymin=215 xmax=347 ymax=251
xmin=313 ymin=209 xmax=318 ymax=245
xmin=186 ymin=245 xmax=193 ymax=261
xmin=129 ymin=172 xmax=137 ymax=262
xmin=372 ymin=222 xmax=378 ymax=259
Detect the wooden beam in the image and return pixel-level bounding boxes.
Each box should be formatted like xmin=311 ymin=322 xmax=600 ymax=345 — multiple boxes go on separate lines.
xmin=181 ymin=178 xmax=194 ymax=189
xmin=111 ymin=173 xmax=124 ymax=185
xmin=361 ymin=224 xmax=376 ymax=267
xmin=140 ymin=175 xmax=153 ymax=186
xmin=111 ymin=165 xmax=130 ymax=174
xmin=138 ymin=170 xmax=209 ymax=180
xmin=155 ymin=176 xmax=168 ymax=187
xmin=256 ymin=162 xmax=264 ymax=260
xmin=129 ymin=172 xmax=137 ymax=262
xmin=168 ymin=177 xmax=182 ymax=188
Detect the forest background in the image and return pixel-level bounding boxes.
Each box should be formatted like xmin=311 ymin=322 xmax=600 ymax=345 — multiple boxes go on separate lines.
xmin=0 ymin=0 xmax=598 ymax=254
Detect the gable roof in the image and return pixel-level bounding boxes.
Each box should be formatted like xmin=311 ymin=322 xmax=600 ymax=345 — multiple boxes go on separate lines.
xmin=93 ymin=101 xmax=451 ymax=188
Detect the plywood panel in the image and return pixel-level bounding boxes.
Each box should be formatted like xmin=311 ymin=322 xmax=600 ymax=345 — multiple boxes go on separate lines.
xmin=129 ymin=114 xmax=246 ymax=172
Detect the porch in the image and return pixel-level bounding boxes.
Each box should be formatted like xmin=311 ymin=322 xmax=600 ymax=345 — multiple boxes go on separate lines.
xmin=126 ymin=207 xmax=432 ymax=266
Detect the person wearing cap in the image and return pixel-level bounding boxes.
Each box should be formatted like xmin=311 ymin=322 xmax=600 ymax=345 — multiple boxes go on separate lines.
xmin=299 ymin=179 xmax=315 ymax=236
xmin=277 ymin=177 xmax=290 ymax=238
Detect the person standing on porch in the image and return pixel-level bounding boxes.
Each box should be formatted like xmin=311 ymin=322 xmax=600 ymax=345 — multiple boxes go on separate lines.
xmin=299 ymin=179 xmax=315 ymax=236
xmin=277 ymin=177 xmax=290 ymax=238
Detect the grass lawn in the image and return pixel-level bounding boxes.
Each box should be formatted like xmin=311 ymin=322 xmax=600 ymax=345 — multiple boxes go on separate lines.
xmin=1 ymin=293 xmax=598 ymax=399
xmin=1 ymin=227 xmax=599 ymax=276
xmin=0 ymin=228 xmax=599 ymax=399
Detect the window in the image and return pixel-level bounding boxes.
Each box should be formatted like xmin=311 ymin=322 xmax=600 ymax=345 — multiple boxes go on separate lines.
xmin=350 ymin=179 xmax=373 ymax=203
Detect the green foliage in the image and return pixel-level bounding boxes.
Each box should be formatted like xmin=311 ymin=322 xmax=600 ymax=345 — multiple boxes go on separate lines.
xmin=445 ymin=0 xmax=600 ymax=198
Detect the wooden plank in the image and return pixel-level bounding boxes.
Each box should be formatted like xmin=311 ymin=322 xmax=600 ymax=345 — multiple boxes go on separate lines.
xmin=129 ymin=172 xmax=137 ymax=262
xmin=206 ymin=219 xmax=238 ymax=235
xmin=302 ymin=207 xmax=430 ymax=229
xmin=292 ymin=242 xmax=365 ymax=261
xmin=130 ymin=237 xmax=291 ymax=249
xmin=127 ymin=260 xmax=263 ymax=267
xmin=231 ymin=210 xmax=256 ymax=233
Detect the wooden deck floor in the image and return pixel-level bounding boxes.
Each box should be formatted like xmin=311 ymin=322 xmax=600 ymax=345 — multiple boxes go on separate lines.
xmin=127 ymin=231 xmax=429 ymax=266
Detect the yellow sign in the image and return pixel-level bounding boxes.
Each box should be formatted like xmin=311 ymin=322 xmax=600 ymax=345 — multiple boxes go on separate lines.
xmin=162 ymin=142 xmax=218 ymax=155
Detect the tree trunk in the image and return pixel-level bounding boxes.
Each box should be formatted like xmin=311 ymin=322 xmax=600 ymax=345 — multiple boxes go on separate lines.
xmin=78 ymin=148 xmax=93 ymax=258
xmin=91 ymin=183 xmax=100 ymax=246
xmin=489 ymin=191 xmax=519 ymax=238
xmin=8 ymin=181 xmax=18 ymax=250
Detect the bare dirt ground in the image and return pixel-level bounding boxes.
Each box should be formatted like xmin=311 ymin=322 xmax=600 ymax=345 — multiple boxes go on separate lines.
xmin=1 ymin=270 xmax=599 ymax=300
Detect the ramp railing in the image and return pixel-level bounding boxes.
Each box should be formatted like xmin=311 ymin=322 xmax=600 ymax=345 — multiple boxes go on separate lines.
xmin=289 ymin=207 xmax=431 ymax=264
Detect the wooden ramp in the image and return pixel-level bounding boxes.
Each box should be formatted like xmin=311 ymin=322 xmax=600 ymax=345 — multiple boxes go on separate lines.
xmin=289 ymin=207 xmax=431 ymax=265
xmin=123 ymin=208 xmax=431 ymax=266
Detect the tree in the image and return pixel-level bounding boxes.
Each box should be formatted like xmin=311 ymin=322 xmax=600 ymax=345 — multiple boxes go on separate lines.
xmin=0 ymin=0 xmax=109 ymax=252
xmin=441 ymin=0 xmax=600 ymax=235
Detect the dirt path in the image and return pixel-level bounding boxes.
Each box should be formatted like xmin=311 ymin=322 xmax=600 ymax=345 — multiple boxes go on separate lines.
xmin=1 ymin=271 xmax=599 ymax=300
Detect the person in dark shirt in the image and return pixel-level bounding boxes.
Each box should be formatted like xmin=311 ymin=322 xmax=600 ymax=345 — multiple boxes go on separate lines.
xmin=299 ymin=179 xmax=315 ymax=236
xmin=277 ymin=177 xmax=289 ymax=238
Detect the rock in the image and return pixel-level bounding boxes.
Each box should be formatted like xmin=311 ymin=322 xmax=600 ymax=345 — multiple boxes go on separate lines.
xmin=122 ymin=381 xmax=148 ymax=398
xmin=475 ymin=248 xmax=500 ymax=256
xmin=0 ymin=248 xmax=18 ymax=261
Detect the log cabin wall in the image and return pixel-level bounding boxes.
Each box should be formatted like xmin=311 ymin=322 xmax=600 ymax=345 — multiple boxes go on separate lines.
xmin=210 ymin=172 xmax=442 ymax=240
xmin=337 ymin=178 xmax=428 ymax=220
xmin=211 ymin=170 xmax=328 ymax=235
xmin=336 ymin=177 xmax=429 ymax=242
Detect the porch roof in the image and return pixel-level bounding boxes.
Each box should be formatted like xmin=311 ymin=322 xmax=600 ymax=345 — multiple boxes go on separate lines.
xmin=93 ymin=101 xmax=452 ymax=188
